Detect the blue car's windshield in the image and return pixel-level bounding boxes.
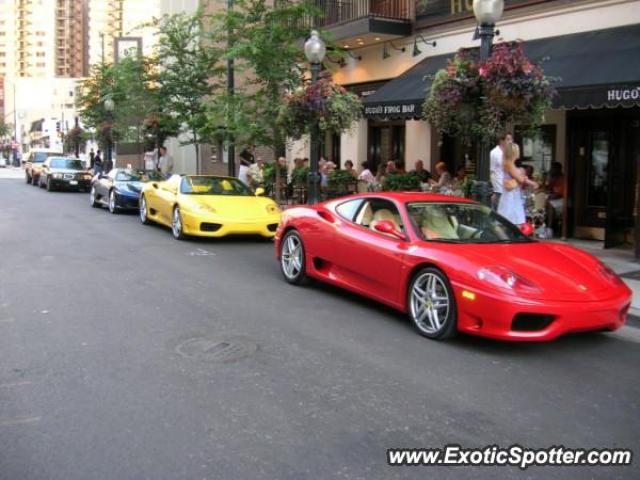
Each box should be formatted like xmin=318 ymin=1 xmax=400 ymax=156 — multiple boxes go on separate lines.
xmin=181 ymin=177 xmax=252 ymax=196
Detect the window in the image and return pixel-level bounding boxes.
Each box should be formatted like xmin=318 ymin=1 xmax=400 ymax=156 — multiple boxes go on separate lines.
xmin=180 ymin=176 xmax=251 ymax=196
xmin=406 ymin=202 xmax=530 ymax=244
xmin=335 ymin=199 xmax=364 ymax=222
xmin=515 ymin=125 xmax=556 ymax=181
xmin=354 ymin=198 xmax=404 ymax=235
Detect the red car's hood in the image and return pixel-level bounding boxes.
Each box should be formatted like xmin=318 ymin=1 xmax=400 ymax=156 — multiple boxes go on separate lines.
xmin=448 ymin=241 xmax=624 ymax=302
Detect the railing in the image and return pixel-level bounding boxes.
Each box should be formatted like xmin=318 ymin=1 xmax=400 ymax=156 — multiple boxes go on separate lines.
xmin=309 ymin=0 xmax=413 ymax=28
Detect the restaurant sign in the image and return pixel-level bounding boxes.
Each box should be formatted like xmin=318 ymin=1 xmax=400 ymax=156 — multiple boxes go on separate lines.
xmin=364 ymin=101 xmax=422 ymax=119
xmin=555 ymin=84 xmax=640 ymax=109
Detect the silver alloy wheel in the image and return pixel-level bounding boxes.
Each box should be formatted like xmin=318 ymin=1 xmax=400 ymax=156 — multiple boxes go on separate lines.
xmin=109 ymin=190 xmax=116 ymax=213
xmin=139 ymin=196 xmax=147 ymax=222
xmin=410 ymin=272 xmax=450 ymax=335
xmin=172 ymin=207 xmax=182 ymax=238
xmin=281 ymin=234 xmax=303 ymax=281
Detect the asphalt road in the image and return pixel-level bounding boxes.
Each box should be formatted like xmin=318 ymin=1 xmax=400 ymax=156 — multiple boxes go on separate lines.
xmin=1 ymin=174 xmax=639 ymax=480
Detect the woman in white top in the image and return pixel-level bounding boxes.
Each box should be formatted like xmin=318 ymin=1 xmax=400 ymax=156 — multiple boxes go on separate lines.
xmin=358 ymin=161 xmax=376 ymax=185
xmin=498 ymin=143 xmax=538 ymax=226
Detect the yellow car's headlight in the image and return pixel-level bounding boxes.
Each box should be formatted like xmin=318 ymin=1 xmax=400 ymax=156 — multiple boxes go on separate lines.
xmin=193 ymin=204 xmax=217 ymax=214
xmin=266 ymin=204 xmax=280 ymax=214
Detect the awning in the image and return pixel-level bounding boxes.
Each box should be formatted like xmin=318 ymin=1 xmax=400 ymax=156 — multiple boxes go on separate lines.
xmin=363 ymin=24 xmax=640 ymax=119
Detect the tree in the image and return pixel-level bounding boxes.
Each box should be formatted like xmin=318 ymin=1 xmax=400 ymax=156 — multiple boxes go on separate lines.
xmin=77 ymin=57 xmax=177 ymax=154
xmin=153 ymin=10 xmax=223 ymax=171
xmin=0 ymin=121 xmax=11 ymax=140
xmin=206 ymin=0 xmax=320 ymax=157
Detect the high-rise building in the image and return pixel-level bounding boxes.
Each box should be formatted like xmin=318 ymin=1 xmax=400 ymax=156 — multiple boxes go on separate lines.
xmin=87 ymin=0 xmax=162 ymax=66
xmin=0 ymin=0 xmax=88 ymax=79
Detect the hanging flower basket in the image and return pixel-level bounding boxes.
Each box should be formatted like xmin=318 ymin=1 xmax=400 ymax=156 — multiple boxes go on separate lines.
xmin=279 ymin=71 xmax=363 ymax=140
xmin=424 ymin=41 xmax=556 ymax=143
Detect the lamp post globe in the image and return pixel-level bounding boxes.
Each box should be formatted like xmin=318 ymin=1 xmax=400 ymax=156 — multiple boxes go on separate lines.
xmin=473 ymin=0 xmax=504 ymax=25
xmin=304 ymin=30 xmax=326 ymax=65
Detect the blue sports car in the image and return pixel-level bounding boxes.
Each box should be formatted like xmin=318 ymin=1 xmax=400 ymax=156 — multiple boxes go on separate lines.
xmin=90 ymin=168 xmax=163 ymax=213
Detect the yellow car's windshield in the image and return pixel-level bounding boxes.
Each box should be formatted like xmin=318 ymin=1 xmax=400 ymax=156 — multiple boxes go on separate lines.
xmin=180 ymin=176 xmax=252 ymax=196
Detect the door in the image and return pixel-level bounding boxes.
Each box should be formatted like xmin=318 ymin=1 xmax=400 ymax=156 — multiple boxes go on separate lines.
xmin=368 ymin=123 xmax=405 ymax=174
xmin=333 ymin=198 xmax=407 ymax=304
xmin=605 ymin=116 xmax=639 ymax=248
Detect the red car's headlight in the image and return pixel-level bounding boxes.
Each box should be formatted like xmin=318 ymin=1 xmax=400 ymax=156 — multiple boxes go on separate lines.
xmin=477 ymin=266 xmax=541 ymax=293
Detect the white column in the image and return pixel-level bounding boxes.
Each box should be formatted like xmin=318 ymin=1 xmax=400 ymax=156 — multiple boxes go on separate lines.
xmin=341 ymin=118 xmax=368 ymax=171
xmin=404 ymin=119 xmax=431 ymax=171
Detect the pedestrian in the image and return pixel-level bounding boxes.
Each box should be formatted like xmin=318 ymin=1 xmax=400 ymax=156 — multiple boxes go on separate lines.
xmin=238 ymin=145 xmax=254 ymax=185
xmin=158 ymin=146 xmax=174 ymax=177
xmin=246 ymin=156 xmax=265 ymax=189
xmin=490 ymin=132 xmax=513 ymax=210
xmin=498 ymin=143 xmax=538 ymax=227
xmin=93 ymin=150 xmax=103 ymax=175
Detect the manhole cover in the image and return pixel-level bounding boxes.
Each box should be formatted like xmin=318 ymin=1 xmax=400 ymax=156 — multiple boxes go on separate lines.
xmin=175 ymin=337 xmax=257 ymax=363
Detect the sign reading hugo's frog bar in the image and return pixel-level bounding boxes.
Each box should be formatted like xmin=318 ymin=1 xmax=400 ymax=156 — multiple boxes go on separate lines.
xmin=416 ymin=0 xmax=546 ymax=24
xmin=364 ymin=102 xmax=422 ymax=119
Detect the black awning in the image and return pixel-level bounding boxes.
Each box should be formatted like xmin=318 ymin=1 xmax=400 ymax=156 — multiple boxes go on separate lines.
xmin=363 ymin=24 xmax=640 ymax=119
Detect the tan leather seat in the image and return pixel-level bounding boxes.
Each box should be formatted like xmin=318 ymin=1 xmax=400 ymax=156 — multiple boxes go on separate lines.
xmin=356 ymin=202 xmax=374 ymax=226
xmin=422 ymin=209 xmax=458 ymax=239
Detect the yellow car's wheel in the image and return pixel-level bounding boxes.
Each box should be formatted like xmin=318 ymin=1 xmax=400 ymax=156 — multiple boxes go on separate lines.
xmin=139 ymin=195 xmax=151 ymax=225
xmin=172 ymin=206 xmax=187 ymax=240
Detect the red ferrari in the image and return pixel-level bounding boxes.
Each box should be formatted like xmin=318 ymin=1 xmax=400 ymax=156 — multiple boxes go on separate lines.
xmin=275 ymin=193 xmax=631 ymax=341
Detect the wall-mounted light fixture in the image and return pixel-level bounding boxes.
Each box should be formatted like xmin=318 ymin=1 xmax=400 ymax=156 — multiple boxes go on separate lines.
xmin=412 ymin=35 xmax=437 ymax=57
xmin=382 ymin=41 xmax=405 ymax=60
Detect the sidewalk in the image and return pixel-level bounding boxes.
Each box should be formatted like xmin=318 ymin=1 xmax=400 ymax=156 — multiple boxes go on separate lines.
xmin=564 ymin=239 xmax=640 ymax=314
xmin=0 ymin=166 xmax=24 ymax=179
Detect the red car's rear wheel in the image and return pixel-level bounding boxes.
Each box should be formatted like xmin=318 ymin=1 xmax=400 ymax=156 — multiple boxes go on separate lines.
xmin=408 ymin=267 xmax=457 ymax=340
xmin=280 ymin=230 xmax=308 ymax=285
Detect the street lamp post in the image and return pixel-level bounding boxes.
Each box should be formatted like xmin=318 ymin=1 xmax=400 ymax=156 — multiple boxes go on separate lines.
xmin=104 ymin=98 xmax=115 ymax=171
xmin=304 ymin=30 xmax=326 ymax=205
xmin=472 ymin=0 xmax=504 ymax=207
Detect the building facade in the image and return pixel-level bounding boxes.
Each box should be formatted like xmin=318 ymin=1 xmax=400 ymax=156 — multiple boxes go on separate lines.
xmin=301 ymin=0 xmax=640 ymax=251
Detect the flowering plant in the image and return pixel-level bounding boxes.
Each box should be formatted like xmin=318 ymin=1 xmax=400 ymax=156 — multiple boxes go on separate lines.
xmin=279 ymin=71 xmax=362 ymax=140
xmin=424 ymin=42 xmax=555 ymax=144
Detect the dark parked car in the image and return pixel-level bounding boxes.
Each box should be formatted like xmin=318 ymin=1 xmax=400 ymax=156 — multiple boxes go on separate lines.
xmin=90 ymin=168 xmax=163 ymax=213
xmin=25 ymin=149 xmax=63 ymax=186
xmin=39 ymin=157 xmax=92 ymax=192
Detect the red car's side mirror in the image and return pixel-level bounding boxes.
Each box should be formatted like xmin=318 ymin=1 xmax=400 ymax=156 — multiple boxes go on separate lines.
xmin=519 ymin=222 xmax=535 ymax=237
xmin=373 ymin=220 xmax=405 ymax=240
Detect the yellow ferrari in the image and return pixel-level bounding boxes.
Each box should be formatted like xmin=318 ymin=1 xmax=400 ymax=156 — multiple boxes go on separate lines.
xmin=139 ymin=175 xmax=281 ymax=240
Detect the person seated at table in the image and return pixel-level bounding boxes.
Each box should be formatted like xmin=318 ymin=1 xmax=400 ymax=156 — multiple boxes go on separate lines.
xmin=344 ymin=160 xmax=357 ymax=178
xmin=412 ymin=160 xmax=431 ymax=183
xmin=546 ymin=162 xmax=565 ymax=232
xmin=429 ymin=162 xmax=452 ymax=189
xmin=451 ymin=165 xmax=466 ymax=191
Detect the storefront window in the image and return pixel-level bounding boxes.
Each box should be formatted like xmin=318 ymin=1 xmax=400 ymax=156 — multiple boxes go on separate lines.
xmin=587 ymin=132 xmax=609 ymax=207
xmin=515 ymin=125 xmax=556 ymax=182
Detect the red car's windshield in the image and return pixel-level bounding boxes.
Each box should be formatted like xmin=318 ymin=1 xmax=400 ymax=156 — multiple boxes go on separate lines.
xmin=406 ymin=202 xmax=532 ymax=244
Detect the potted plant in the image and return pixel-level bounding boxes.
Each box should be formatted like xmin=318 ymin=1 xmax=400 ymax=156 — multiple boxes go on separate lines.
xmin=382 ymin=172 xmax=422 ymax=192
xmin=424 ymin=42 xmax=555 ymax=144
xmin=280 ymin=71 xmax=363 ymax=140
xmin=326 ymin=169 xmax=356 ymax=198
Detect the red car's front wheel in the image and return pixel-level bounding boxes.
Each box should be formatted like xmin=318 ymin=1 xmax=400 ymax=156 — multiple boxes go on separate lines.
xmin=408 ymin=267 xmax=457 ymax=340
xmin=280 ymin=230 xmax=308 ymax=285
